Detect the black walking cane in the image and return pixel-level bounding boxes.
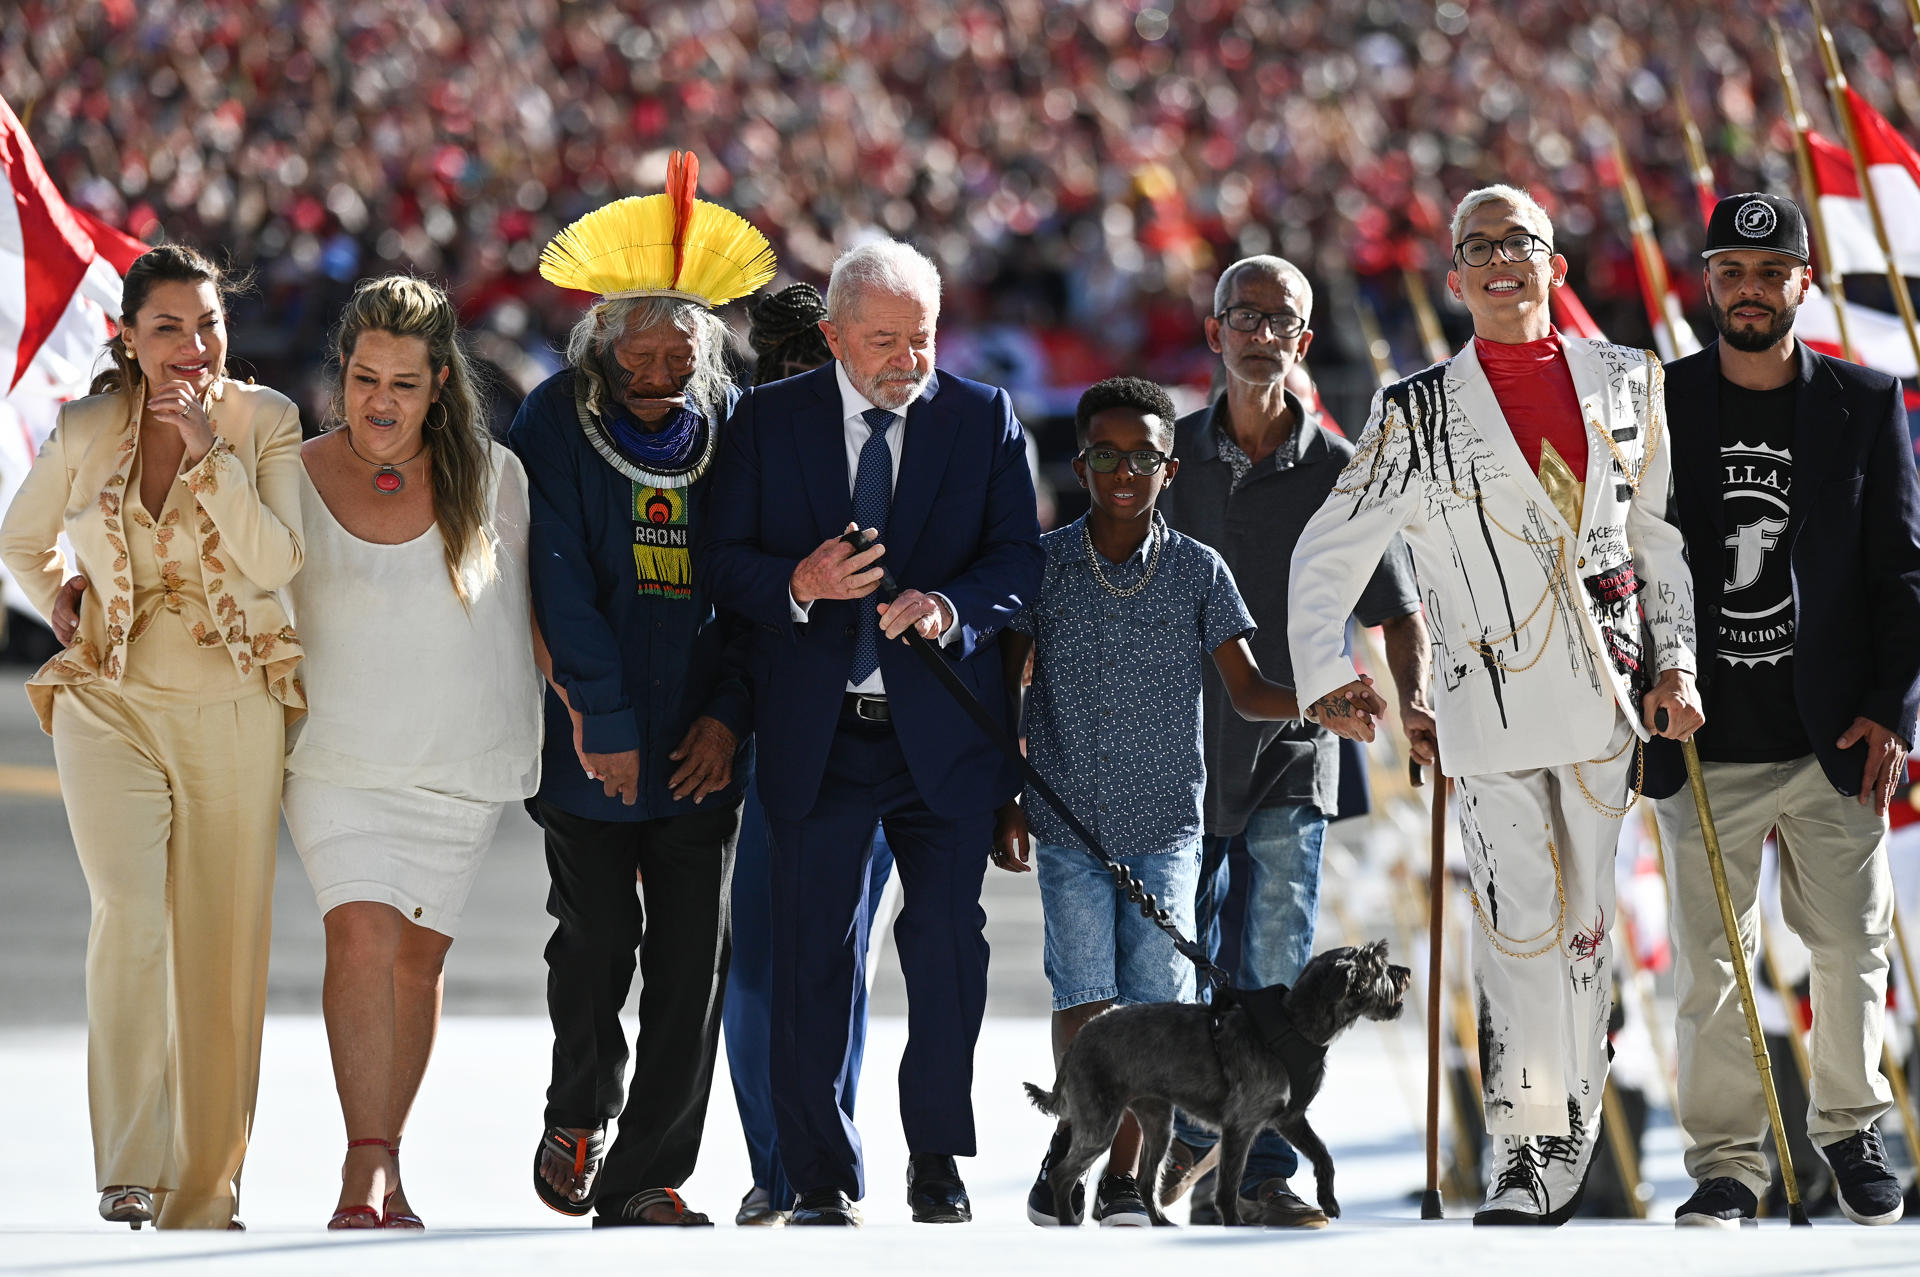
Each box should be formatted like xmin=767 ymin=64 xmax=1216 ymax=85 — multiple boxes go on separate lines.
xmin=1656 ymin=707 xmax=1809 ymax=1226
xmin=840 ymin=530 xmax=1230 ymax=993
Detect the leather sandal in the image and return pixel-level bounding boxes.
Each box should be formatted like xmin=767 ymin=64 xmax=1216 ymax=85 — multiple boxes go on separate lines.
xmin=99 ymin=1186 xmax=154 ymax=1230
xmin=381 ymin=1140 xmax=424 ymax=1230
xmin=533 ymin=1126 xmax=605 ymax=1217
xmin=592 ymin=1186 xmax=713 ymax=1227
xmin=328 ymin=1137 xmax=393 ymax=1230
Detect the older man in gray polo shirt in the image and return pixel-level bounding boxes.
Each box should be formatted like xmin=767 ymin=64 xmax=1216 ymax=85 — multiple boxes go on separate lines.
xmin=1157 ymin=254 xmax=1432 ymax=1226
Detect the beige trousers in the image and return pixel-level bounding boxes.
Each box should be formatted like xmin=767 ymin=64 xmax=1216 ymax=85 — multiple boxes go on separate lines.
xmin=1654 ymin=753 xmax=1893 ymax=1198
xmin=51 ymin=681 xmax=285 ymax=1230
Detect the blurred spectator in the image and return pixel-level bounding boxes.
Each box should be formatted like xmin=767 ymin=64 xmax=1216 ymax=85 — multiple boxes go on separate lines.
xmin=4 ymin=0 xmax=1914 ymax=438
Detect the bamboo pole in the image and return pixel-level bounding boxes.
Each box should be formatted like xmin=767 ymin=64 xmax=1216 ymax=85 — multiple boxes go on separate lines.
xmin=1402 ymin=265 xmax=1451 ymax=366
xmin=1673 ymin=81 xmax=1719 ymax=225
xmin=1773 ymin=19 xmax=1857 ymax=361
xmin=1599 ymin=1079 xmax=1649 ymax=1218
xmin=1609 ymin=127 xmax=1694 ymax=353
xmin=1355 ymin=296 xmax=1401 ymax=387
xmin=1810 ymin=0 xmax=1920 ymax=373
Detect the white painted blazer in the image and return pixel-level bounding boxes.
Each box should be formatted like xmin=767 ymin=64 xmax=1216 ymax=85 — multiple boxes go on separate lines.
xmin=1288 ymin=336 xmax=1696 ymax=778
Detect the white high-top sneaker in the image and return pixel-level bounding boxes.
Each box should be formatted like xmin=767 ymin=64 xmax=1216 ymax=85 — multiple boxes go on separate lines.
xmin=1473 ymin=1097 xmax=1598 ymax=1226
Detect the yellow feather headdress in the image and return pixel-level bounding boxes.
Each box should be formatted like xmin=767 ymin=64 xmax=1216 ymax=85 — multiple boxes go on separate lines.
xmin=539 ymin=152 xmax=776 ymax=307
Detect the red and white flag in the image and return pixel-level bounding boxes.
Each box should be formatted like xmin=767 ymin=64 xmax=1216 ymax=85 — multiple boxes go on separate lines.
xmin=1797 ymin=283 xmax=1919 ymax=383
xmin=1806 ymin=102 xmax=1920 ymax=279
xmin=2 ymin=94 xmax=145 ymax=616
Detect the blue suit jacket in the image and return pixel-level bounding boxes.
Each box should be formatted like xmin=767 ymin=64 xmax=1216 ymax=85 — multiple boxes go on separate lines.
xmin=1645 ymin=340 xmax=1920 ymax=799
xmin=704 ymin=363 xmax=1043 ymax=820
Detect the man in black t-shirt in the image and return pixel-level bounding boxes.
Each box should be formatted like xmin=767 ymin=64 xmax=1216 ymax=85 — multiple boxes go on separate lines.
xmin=1650 ymin=193 xmax=1920 ymax=1230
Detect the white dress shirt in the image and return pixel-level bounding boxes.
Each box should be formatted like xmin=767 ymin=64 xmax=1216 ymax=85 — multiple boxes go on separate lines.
xmin=790 ymin=360 xmax=956 ymax=693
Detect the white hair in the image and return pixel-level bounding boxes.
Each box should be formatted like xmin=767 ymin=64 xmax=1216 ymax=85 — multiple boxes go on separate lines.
xmin=564 ymin=294 xmax=732 ymax=421
xmin=1212 ymin=255 xmax=1313 ymax=325
xmin=825 ymin=240 xmax=943 ymax=324
xmin=1449 ymin=184 xmax=1556 ymax=251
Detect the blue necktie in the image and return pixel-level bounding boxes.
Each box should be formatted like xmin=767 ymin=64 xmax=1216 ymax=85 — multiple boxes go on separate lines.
xmin=848 ymin=408 xmax=897 ymax=685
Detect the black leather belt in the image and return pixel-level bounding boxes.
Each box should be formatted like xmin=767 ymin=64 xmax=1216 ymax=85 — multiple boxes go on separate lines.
xmin=845 ymin=693 xmax=891 ymax=723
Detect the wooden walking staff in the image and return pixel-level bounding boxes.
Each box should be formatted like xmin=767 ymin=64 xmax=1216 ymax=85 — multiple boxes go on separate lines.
xmin=1660 ymin=709 xmax=1811 ymax=1224
xmin=1415 ymin=764 xmax=1450 ymax=1220
xmin=1809 ymin=0 xmax=1920 ymax=374
xmin=1771 ymin=19 xmax=1857 ymax=361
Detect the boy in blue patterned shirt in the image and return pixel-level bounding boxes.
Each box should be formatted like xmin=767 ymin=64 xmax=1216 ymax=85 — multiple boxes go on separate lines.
xmin=993 ymin=377 xmax=1384 ymax=1226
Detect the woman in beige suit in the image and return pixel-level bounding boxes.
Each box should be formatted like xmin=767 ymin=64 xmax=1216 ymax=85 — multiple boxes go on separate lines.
xmin=0 ymin=245 xmax=304 ymax=1231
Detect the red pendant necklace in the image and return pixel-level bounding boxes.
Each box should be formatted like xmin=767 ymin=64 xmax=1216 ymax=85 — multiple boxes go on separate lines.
xmin=342 ymin=429 xmax=427 ymax=494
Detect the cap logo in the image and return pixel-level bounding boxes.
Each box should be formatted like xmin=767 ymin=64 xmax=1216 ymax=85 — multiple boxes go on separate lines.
xmin=1735 ymin=199 xmax=1777 ymax=239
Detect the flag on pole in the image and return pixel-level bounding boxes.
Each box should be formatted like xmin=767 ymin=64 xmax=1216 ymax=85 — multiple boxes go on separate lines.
xmin=1839 ymin=88 xmax=1920 ymax=275
xmin=2 ymin=93 xmax=139 ymax=619
xmin=1807 ymin=129 xmax=1920 ymax=278
xmin=1797 ymin=284 xmax=1917 ymax=378
xmin=1550 ymin=281 xmax=1607 ymax=340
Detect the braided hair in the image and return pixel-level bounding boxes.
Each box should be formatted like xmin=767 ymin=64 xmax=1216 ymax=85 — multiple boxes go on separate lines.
xmin=747 ymin=283 xmax=833 ymax=387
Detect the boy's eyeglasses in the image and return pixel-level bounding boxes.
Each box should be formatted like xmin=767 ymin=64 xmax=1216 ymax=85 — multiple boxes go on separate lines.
xmin=1216 ymin=306 xmax=1307 ymax=338
xmin=1453 ymin=232 xmax=1553 ymax=268
xmin=1080 ymin=447 xmax=1171 ymax=475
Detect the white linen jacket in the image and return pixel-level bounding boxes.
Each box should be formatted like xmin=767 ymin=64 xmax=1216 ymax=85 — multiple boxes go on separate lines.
xmin=1287 ymin=336 xmax=1696 ymax=777
xmin=0 ymin=379 xmax=306 ymax=731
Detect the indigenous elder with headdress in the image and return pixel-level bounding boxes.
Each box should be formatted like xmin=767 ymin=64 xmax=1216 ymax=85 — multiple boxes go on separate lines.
xmin=1646 ymin=194 xmax=1920 ymax=1229
xmin=508 ymin=153 xmax=771 ymax=1228
xmin=1288 ymin=185 xmax=1703 ymax=1226
xmin=0 ymin=245 xmax=304 ymax=1230
xmin=707 ymin=240 xmax=1043 ymax=1226
xmin=722 ymin=281 xmax=899 ymax=1226
xmin=283 ymin=275 xmax=540 ymax=1230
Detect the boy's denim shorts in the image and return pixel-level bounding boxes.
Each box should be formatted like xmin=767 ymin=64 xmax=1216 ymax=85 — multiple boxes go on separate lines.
xmin=1034 ymin=840 xmax=1199 ymax=1011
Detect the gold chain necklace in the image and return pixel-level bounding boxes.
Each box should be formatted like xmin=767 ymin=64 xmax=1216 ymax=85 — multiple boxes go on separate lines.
xmin=1467 ymin=830 xmax=1568 ymax=960
xmin=1082 ymin=514 xmax=1164 ymax=598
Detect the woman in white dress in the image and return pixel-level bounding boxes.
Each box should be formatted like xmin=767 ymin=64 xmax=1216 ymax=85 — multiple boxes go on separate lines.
xmin=284 ymin=276 xmax=541 ymax=1229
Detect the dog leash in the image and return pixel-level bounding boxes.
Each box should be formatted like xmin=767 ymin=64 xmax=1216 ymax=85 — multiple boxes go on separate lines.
xmin=839 ymin=530 xmax=1231 ymax=994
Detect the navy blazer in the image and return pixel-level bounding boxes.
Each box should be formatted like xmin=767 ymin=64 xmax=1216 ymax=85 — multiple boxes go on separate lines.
xmin=704 ymin=363 xmax=1043 ymax=820
xmin=1645 ymin=341 xmax=1920 ymax=800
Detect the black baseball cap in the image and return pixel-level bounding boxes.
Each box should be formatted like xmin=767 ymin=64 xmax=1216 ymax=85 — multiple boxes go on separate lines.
xmin=1702 ymin=192 xmax=1810 ymax=262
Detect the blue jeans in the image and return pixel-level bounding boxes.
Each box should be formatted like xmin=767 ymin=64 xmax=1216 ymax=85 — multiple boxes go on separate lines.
xmin=1177 ymin=803 xmax=1327 ymax=1190
xmin=722 ymin=781 xmax=893 ymax=1207
xmin=1035 ymin=841 xmax=1199 ymax=1009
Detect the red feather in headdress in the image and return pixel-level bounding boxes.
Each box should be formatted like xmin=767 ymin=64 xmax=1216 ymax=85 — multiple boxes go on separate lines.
xmin=666 ymin=150 xmax=699 ymax=289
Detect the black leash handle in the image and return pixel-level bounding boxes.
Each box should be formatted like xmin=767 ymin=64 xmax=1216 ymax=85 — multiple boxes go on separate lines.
xmin=841 ymin=529 xmax=1229 ymax=992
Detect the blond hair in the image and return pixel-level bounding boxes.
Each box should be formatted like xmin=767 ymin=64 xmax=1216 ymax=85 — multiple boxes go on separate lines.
xmin=330 ymin=275 xmax=496 ymax=604
xmin=1449 ymin=185 xmax=1556 ymax=251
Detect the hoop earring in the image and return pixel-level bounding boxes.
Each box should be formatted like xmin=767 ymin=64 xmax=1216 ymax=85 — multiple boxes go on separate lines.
xmin=427 ymin=401 xmax=448 ymax=431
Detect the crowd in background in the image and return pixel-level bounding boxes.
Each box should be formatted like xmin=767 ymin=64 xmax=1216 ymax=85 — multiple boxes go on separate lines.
xmin=4 ymin=0 xmax=1918 ymax=431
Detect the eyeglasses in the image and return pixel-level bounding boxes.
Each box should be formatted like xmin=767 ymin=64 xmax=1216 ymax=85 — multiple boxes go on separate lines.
xmin=1216 ymin=306 xmax=1308 ymax=338
xmin=1080 ymin=446 xmax=1170 ymax=475
xmin=1453 ymin=232 xmax=1553 ymax=268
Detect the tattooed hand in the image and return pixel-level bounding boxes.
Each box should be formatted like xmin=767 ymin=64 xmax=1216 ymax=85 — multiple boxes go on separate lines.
xmin=1305 ymin=675 xmax=1386 ymax=742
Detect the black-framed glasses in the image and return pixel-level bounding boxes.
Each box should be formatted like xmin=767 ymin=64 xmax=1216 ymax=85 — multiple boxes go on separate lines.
xmin=1216 ymin=306 xmax=1308 ymax=337
xmin=1453 ymin=232 xmax=1553 ymax=268
xmin=1080 ymin=446 xmax=1170 ymax=475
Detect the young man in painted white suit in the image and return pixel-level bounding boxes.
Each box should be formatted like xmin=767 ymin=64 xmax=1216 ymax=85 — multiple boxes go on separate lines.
xmin=1287 ymin=185 xmax=1704 ymax=1226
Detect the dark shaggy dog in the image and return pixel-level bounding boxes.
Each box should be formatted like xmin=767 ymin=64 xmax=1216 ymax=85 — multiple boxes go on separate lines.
xmin=1024 ymin=940 xmax=1410 ymax=1226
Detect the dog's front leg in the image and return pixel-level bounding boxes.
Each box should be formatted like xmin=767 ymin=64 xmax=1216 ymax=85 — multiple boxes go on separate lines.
xmin=1280 ymin=1114 xmax=1338 ymax=1220
xmin=1213 ymin=1125 xmax=1255 ymax=1226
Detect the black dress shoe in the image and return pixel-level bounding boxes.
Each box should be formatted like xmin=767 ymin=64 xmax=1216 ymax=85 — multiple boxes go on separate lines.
xmin=790 ymin=1188 xmax=859 ymax=1227
xmin=907 ymin=1154 xmax=972 ymax=1223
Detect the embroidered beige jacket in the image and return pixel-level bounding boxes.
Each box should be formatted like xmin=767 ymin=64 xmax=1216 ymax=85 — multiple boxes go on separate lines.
xmin=0 ymin=379 xmax=306 ymax=732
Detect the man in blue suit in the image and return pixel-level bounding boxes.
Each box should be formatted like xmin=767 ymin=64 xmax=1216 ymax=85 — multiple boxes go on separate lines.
xmin=706 ymin=240 xmax=1043 ymax=1226
xmin=1647 ymin=193 xmax=1920 ymax=1230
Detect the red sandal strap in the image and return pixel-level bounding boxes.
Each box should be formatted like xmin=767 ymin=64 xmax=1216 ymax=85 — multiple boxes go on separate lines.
xmin=346 ymin=1138 xmax=392 ymax=1151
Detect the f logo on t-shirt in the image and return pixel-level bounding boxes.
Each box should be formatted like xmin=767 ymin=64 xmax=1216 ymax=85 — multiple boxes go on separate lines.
xmin=1724 ymin=516 xmax=1787 ymax=593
